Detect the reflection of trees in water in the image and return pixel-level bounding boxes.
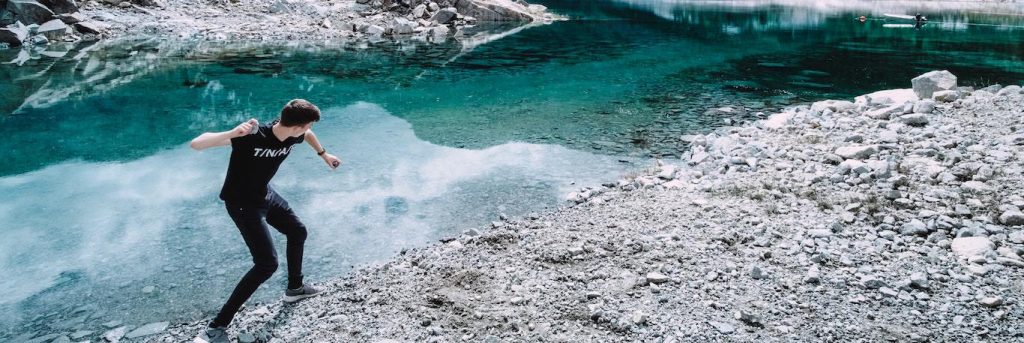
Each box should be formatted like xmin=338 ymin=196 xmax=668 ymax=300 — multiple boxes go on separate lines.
xmin=606 ymin=0 xmax=1024 ymax=28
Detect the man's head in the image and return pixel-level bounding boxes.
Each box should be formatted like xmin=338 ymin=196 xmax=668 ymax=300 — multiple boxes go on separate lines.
xmin=278 ymin=99 xmax=321 ymax=137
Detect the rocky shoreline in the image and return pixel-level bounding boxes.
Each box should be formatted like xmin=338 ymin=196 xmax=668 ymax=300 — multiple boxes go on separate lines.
xmin=44 ymin=71 xmax=1007 ymax=342
xmin=0 ymin=0 xmax=561 ymax=48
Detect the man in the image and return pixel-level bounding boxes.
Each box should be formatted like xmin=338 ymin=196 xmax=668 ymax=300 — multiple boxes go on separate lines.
xmin=189 ymin=99 xmax=342 ymax=343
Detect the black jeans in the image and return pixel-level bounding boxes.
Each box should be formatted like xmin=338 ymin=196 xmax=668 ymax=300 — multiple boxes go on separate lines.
xmin=211 ymin=191 xmax=308 ymax=328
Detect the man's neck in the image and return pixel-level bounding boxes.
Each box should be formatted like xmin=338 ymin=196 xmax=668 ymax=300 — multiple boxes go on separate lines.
xmin=271 ymin=123 xmax=290 ymax=142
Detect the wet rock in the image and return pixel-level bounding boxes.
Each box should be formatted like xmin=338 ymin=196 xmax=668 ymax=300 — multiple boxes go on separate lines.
xmin=912 ymin=70 xmax=957 ymax=99
xmin=125 ymin=322 xmax=168 ymax=339
xmin=103 ymin=326 xmax=127 ymax=342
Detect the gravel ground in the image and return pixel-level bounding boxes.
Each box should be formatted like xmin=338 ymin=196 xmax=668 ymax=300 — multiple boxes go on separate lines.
xmin=140 ymin=71 xmax=1024 ymax=343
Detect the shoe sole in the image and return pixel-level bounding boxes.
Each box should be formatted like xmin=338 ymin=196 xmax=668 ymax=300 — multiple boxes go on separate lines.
xmin=283 ymin=292 xmax=320 ymax=303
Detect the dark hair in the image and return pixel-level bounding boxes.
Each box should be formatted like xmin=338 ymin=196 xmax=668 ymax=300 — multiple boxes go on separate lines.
xmin=279 ymin=99 xmax=321 ymax=127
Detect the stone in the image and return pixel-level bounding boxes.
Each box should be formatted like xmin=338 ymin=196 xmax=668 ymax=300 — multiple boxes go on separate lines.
xmin=429 ymin=25 xmax=448 ymax=37
xmin=734 ymin=310 xmax=762 ymax=326
xmin=7 ymin=0 xmax=55 ymax=25
xmin=996 ymin=85 xmax=1022 ymax=96
xmin=392 ymin=17 xmax=414 ymax=34
xmin=961 ymin=181 xmax=992 ymax=194
xmin=900 ymin=219 xmax=929 ymax=236
xmin=365 ymin=24 xmax=385 ymax=35
xmin=879 ymin=287 xmax=898 ymax=297
xmin=37 ymin=18 xmax=68 ymax=40
xmin=69 ymin=330 xmax=93 ymax=340
xmin=912 ymin=70 xmax=957 ymax=99
xmin=910 ymin=272 xmax=929 ymax=289
xmin=864 ymin=104 xmax=902 ymax=120
xmin=804 ymin=266 xmax=821 ymax=284
xmin=238 ymin=333 xmax=257 ymax=343
xmin=835 ymin=145 xmax=878 ymax=159
xmin=979 ymin=297 xmax=1003 ymax=308
xmin=103 ymin=326 xmax=127 ymax=342
xmin=431 ymin=7 xmax=457 ymax=24
xmin=897 ymin=113 xmax=929 ymax=126
xmin=856 ymin=89 xmax=917 ymax=107
xmin=75 ymin=21 xmax=107 ymax=34
xmin=708 ymin=321 xmax=735 ymax=334
xmin=763 ymin=111 xmax=794 ymax=129
xmin=861 ymin=275 xmax=885 ymax=289
xmin=125 ymin=322 xmax=169 ymax=338
xmin=999 ymin=210 xmax=1024 ymax=226
xmin=412 ymin=4 xmax=427 ymax=18
xmin=913 ymin=99 xmax=936 ymax=114
xmin=932 ymin=90 xmax=959 ymax=102
xmin=0 ymin=22 xmax=28 ymax=46
xmin=646 ymin=272 xmax=668 ymax=284
xmin=56 ymin=12 xmax=86 ymax=24
xmin=951 ymin=236 xmax=994 ymax=259
xmin=749 ymin=266 xmax=767 ymax=279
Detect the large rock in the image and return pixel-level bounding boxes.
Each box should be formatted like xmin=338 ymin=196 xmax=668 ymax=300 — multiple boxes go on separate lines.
xmin=7 ymin=0 xmax=55 ymax=25
xmin=762 ymin=111 xmax=794 ymax=129
xmin=454 ymin=0 xmax=533 ymax=22
xmin=431 ymin=7 xmax=458 ymax=24
xmin=0 ymin=21 xmax=28 ymax=46
xmin=951 ymin=236 xmax=994 ymax=259
xmin=38 ymin=0 xmax=76 ymax=14
xmin=912 ymin=70 xmax=957 ymax=99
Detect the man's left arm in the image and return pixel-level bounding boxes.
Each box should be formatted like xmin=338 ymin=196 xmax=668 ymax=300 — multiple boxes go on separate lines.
xmin=305 ymin=129 xmax=342 ymax=169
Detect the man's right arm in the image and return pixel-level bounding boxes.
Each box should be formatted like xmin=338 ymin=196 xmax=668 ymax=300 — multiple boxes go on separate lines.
xmin=189 ymin=119 xmax=256 ymax=151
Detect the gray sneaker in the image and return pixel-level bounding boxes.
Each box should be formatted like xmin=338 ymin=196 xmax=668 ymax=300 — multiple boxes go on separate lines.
xmin=193 ymin=326 xmax=228 ymax=343
xmin=284 ymin=283 xmax=321 ymax=303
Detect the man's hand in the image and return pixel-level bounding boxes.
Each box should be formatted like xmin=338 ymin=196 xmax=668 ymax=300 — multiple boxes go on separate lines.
xmin=321 ymin=153 xmax=342 ymax=170
xmin=233 ymin=119 xmax=258 ymax=138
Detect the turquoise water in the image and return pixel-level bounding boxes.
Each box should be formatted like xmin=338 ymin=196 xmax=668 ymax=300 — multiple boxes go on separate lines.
xmin=2 ymin=0 xmax=1024 ymax=340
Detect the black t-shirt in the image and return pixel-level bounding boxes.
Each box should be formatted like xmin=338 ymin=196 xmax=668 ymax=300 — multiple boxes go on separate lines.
xmin=219 ymin=120 xmax=305 ymax=207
